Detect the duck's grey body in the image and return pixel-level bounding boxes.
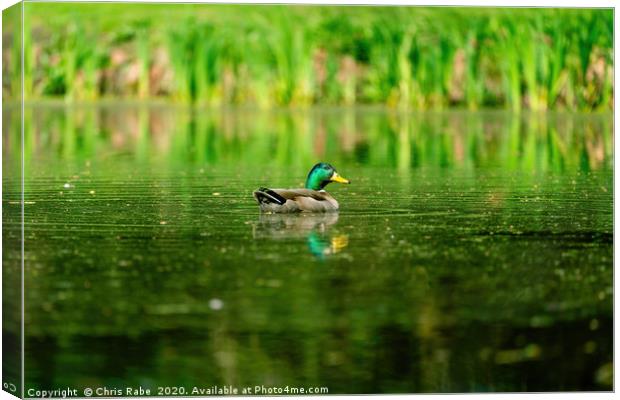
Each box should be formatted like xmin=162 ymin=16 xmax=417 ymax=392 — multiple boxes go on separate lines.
xmin=253 ymin=188 xmax=339 ymax=213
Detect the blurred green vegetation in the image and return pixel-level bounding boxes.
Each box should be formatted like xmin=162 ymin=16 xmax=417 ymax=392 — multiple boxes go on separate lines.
xmin=2 ymin=4 xmax=613 ymax=110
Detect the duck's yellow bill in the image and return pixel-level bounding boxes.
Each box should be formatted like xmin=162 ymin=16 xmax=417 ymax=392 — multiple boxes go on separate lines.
xmin=330 ymin=172 xmax=350 ymax=184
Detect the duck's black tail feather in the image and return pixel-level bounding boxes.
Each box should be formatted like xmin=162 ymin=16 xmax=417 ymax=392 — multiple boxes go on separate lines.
xmin=254 ymin=187 xmax=287 ymax=205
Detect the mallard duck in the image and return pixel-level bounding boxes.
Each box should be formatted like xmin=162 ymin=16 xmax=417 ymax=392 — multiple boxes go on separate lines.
xmin=253 ymin=163 xmax=350 ymax=213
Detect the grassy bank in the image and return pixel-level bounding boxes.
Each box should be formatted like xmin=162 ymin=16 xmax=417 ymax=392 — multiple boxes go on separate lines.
xmin=3 ymin=4 xmax=613 ymax=110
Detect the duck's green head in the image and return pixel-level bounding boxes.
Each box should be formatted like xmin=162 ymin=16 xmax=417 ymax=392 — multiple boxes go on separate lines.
xmin=305 ymin=163 xmax=350 ymax=190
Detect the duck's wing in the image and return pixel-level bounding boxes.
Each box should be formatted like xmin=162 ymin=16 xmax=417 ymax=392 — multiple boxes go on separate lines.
xmin=253 ymin=187 xmax=288 ymax=205
xmin=270 ymin=189 xmax=331 ymax=201
xmin=273 ymin=189 xmax=338 ymax=212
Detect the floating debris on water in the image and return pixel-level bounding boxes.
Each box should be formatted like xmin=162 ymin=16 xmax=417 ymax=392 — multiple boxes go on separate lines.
xmin=209 ymin=298 xmax=224 ymax=310
xmin=596 ymin=362 xmax=613 ymax=387
xmin=590 ymin=319 xmax=600 ymax=331
xmin=584 ymin=341 xmax=597 ymax=354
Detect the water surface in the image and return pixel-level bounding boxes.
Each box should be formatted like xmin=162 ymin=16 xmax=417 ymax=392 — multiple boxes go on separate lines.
xmin=3 ymin=106 xmax=613 ymax=393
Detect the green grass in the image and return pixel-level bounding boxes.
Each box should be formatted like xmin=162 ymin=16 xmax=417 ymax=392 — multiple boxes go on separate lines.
xmin=2 ymin=4 xmax=613 ymax=111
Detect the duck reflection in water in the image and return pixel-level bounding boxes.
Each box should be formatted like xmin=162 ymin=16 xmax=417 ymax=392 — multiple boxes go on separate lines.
xmin=252 ymin=213 xmax=348 ymax=259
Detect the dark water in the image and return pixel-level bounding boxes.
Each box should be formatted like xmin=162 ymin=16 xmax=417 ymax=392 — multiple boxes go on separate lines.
xmin=3 ymin=105 xmax=613 ymax=394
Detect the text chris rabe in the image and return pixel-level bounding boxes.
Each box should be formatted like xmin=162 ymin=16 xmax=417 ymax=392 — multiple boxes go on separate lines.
xmin=95 ymin=387 xmax=150 ymax=396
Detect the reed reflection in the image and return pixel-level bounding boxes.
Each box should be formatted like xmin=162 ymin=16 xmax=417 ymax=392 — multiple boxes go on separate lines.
xmin=13 ymin=106 xmax=612 ymax=174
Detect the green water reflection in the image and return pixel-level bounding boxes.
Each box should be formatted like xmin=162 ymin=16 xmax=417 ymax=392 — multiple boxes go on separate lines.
xmin=2 ymin=105 xmax=613 ymax=393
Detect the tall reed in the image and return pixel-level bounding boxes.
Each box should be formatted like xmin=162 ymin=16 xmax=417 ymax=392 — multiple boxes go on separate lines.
xmin=10 ymin=5 xmax=613 ymax=111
